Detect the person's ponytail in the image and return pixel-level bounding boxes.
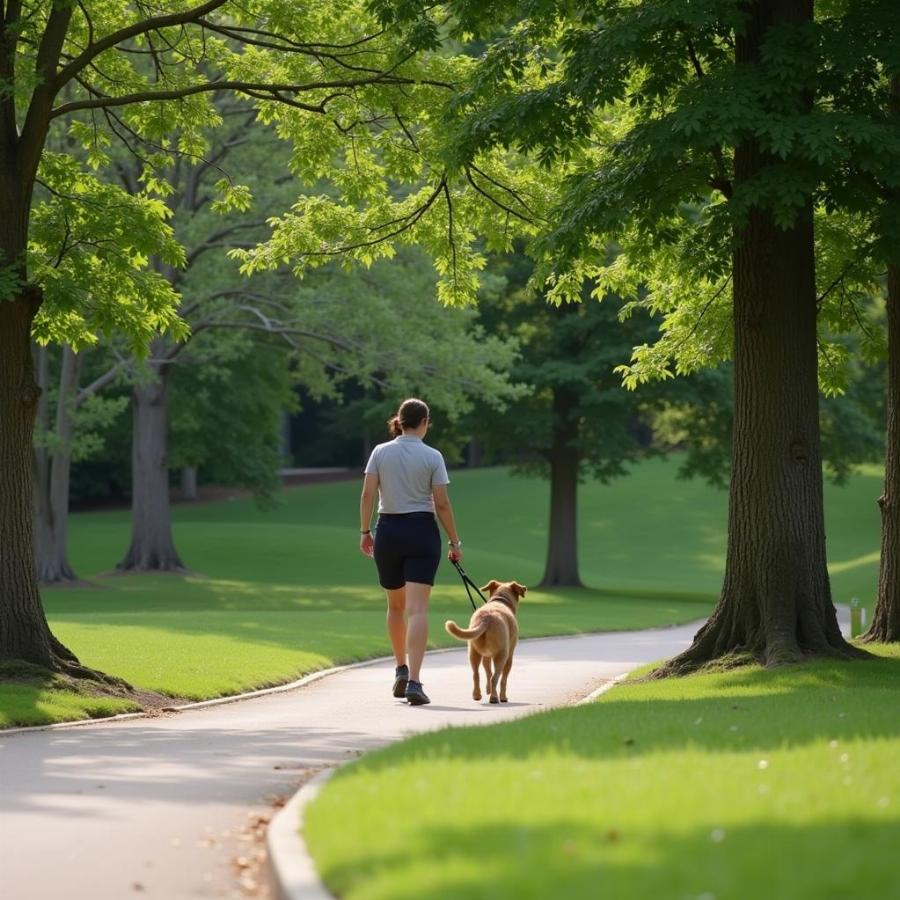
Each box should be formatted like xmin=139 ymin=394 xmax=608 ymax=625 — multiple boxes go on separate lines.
xmin=387 ymin=398 xmax=429 ymax=436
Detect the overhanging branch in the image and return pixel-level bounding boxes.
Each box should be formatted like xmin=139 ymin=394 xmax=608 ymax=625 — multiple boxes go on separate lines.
xmin=54 ymin=0 xmax=230 ymax=91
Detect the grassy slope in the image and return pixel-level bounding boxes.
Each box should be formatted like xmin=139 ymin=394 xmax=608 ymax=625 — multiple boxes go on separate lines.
xmin=3 ymin=459 xmax=883 ymax=726
xmin=305 ymin=646 xmax=900 ymax=900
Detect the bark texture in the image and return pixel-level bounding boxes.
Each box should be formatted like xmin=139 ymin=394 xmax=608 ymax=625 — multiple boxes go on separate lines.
xmin=117 ymin=367 xmax=186 ymax=572
xmin=33 ymin=346 xmax=82 ymax=584
xmin=539 ymin=386 xmax=583 ymax=588
xmin=863 ymin=264 xmax=900 ymax=642
xmin=0 ymin=292 xmax=59 ymax=665
xmin=662 ymin=0 xmax=861 ymax=673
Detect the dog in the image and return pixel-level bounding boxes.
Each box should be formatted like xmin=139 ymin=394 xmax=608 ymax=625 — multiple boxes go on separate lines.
xmin=445 ymin=580 xmax=526 ymax=704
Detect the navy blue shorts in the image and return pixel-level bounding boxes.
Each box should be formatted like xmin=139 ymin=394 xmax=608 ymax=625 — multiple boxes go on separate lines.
xmin=373 ymin=512 xmax=441 ymax=590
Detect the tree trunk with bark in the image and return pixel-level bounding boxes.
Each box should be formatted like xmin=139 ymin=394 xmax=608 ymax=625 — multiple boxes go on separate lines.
xmin=180 ymin=466 xmax=198 ymax=501
xmin=662 ymin=0 xmax=863 ymax=673
xmin=117 ymin=366 xmax=187 ymax=572
xmin=539 ymin=386 xmax=583 ymax=588
xmin=33 ymin=346 xmax=83 ymax=584
xmin=466 ymin=438 xmax=483 ymax=469
xmin=863 ymin=264 xmax=900 ymax=641
xmin=0 ymin=292 xmax=66 ymax=665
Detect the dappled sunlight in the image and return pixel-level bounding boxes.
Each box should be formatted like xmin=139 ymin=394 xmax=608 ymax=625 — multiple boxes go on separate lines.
xmin=828 ymin=551 xmax=880 ymax=575
xmin=693 ymin=551 xmax=727 ymax=572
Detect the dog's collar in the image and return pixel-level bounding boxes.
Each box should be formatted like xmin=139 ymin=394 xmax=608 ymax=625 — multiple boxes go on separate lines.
xmin=488 ymin=591 xmax=517 ymax=613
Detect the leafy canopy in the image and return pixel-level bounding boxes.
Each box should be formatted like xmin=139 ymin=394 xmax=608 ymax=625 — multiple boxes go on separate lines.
xmin=358 ymin=0 xmax=900 ymax=393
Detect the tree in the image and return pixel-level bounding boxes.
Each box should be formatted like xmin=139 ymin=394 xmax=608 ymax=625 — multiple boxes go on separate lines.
xmin=0 ymin=1 xmax=508 ymax=672
xmin=168 ymin=335 xmax=297 ymax=504
xmin=109 ymin=107 xmax=295 ymax=573
xmin=866 ymin=267 xmax=900 ymax=640
xmin=32 ymin=344 xmax=126 ymax=584
xmin=369 ymin=0 xmax=893 ymax=667
xmin=471 ymin=252 xmax=678 ymax=587
xmin=862 ymin=29 xmax=900 ymax=639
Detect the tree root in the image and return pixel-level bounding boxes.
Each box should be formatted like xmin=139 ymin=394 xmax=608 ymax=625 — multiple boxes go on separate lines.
xmin=51 ymin=655 xmax=132 ymax=690
xmin=859 ymin=626 xmax=900 ymax=644
xmin=1 ymin=653 xmax=180 ymax=716
xmin=107 ymin=563 xmax=194 ymax=577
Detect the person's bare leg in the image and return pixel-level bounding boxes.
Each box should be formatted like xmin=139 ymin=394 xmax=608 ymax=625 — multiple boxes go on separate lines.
xmin=386 ymin=587 xmax=406 ymax=667
xmin=405 ymin=581 xmax=431 ymax=682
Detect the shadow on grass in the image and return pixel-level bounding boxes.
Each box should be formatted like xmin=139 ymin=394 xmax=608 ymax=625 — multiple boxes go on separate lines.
xmin=0 ymin=661 xmax=141 ymax=727
xmin=347 ymin=655 xmax=900 ymax=774
xmin=316 ymin=816 xmax=900 ymax=900
xmin=40 ymin=575 xmax=713 ymax=669
xmin=42 ymin=574 xmax=715 ymax=614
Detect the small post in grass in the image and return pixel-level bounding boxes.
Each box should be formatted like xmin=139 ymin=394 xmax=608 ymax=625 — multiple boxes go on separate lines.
xmin=849 ymin=597 xmax=864 ymax=638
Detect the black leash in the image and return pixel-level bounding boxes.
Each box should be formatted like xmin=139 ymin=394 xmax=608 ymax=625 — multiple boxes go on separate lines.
xmin=451 ymin=559 xmax=487 ymax=611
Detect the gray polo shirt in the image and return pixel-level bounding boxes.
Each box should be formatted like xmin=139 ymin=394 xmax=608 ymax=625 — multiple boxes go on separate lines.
xmin=364 ymin=435 xmax=450 ymax=513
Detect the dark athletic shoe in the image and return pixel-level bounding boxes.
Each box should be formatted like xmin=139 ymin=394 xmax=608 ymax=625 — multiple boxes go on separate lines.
xmin=392 ymin=665 xmax=409 ymax=698
xmin=404 ymin=680 xmax=431 ymax=706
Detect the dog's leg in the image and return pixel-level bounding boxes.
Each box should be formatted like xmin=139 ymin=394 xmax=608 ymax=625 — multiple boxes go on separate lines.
xmin=489 ymin=653 xmax=508 ymax=704
xmin=469 ymin=644 xmax=482 ymax=701
xmin=499 ymin=654 xmax=513 ymax=703
xmin=482 ymin=657 xmax=493 ymax=702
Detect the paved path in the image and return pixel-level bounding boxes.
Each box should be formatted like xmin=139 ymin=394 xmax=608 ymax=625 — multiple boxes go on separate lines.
xmin=1 ymin=622 xmax=702 ymax=899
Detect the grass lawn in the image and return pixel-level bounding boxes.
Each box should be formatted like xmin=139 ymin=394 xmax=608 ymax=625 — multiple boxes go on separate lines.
xmin=304 ymin=645 xmax=900 ymax=900
xmin=1 ymin=459 xmax=883 ymax=727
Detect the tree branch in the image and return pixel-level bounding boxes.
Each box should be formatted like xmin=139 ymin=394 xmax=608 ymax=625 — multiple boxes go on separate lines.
xmin=293 ymin=177 xmax=447 ymax=259
xmin=186 ymin=221 xmax=269 ymax=266
xmin=54 ymin=0 xmax=230 ymax=91
xmin=0 ymin=0 xmax=22 ymax=146
xmin=684 ymin=35 xmax=733 ymax=200
xmin=76 ymin=361 xmax=124 ymax=405
xmin=19 ymin=2 xmax=74 ymax=186
xmin=48 ymin=69 xmax=452 ymax=119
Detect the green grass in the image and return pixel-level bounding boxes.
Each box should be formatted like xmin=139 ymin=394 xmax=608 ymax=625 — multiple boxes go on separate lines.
xmin=0 ymin=668 xmax=140 ymax=728
xmin=1 ymin=458 xmax=883 ymax=727
xmin=304 ymin=646 xmax=900 ymax=900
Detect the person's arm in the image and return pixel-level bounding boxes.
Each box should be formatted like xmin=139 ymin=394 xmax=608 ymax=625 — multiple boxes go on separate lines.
xmin=359 ymin=473 xmax=378 ymax=557
xmin=433 ymin=483 xmax=462 ymax=562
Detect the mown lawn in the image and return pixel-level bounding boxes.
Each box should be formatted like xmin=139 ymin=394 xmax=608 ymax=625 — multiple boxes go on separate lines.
xmin=2 ymin=459 xmax=883 ymax=726
xmin=304 ymin=646 xmax=900 ymax=900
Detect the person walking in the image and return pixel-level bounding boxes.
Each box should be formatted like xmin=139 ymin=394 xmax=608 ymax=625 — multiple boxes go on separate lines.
xmin=359 ymin=398 xmax=462 ymax=705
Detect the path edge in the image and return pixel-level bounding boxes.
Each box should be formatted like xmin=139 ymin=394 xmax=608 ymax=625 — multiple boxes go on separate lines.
xmin=265 ymin=670 xmax=632 ymax=900
xmin=267 ymin=767 xmax=337 ymax=900
xmin=1 ymin=622 xmax=698 ymax=737
xmin=265 ymin=605 xmax=852 ymax=900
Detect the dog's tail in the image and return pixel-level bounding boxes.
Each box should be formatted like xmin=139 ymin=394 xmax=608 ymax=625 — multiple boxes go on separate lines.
xmin=445 ymin=620 xmax=489 ymax=641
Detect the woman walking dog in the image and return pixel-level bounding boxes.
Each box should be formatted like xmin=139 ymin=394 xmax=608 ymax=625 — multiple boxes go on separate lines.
xmin=359 ymin=398 xmax=462 ymax=705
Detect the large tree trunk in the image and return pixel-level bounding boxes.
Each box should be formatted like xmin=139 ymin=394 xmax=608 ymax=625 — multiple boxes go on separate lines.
xmin=0 ymin=292 xmax=63 ymax=665
xmin=33 ymin=346 xmax=82 ymax=584
xmin=117 ymin=366 xmax=187 ymax=572
xmin=539 ymin=387 xmax=583 ymax=588
xmin=662 ymin=0 xmax=862 ymax=673
xmin=863 ymin=264 xmax=900 ymax=641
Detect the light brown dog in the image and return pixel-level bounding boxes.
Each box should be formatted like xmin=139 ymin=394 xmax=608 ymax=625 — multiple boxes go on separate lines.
xmin=445 ymin=580 xmax=526 ymax=704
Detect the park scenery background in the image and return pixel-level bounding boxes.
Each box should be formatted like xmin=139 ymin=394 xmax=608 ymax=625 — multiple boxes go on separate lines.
xmin=5 ymin=458 xmax=884 ymax=727
xmin=3 ymin=2 xmax=900 ymax=899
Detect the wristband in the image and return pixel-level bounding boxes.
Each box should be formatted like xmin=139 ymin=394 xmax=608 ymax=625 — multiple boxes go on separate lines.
xmin=360 ymin=529 xmax=371 ymax=535
xmin=448 ymin=539 xmax=462 ymax=548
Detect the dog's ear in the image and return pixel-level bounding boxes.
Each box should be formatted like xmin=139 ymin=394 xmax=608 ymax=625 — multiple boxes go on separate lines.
xmin=481 ymin=579 xmax=501 ymax=595
xmin=511 ymin=582 xmax=527 ymax=598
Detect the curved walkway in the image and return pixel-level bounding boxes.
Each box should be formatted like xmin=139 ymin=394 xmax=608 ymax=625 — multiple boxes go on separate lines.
xmin=0 ymin=623 xmax=703 ymax=899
